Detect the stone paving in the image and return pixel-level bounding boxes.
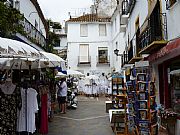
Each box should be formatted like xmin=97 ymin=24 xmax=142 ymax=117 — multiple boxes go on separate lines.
xmin=48 ymin=96 xmax=114 ymax=135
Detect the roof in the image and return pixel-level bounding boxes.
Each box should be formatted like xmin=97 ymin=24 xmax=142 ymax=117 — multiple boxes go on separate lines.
xmin=67 ymin=14 xmax=111 ymax=23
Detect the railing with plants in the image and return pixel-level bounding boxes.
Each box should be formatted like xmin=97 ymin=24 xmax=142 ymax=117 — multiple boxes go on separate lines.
xmin=96 ymin=56 xmax=110 ymax=65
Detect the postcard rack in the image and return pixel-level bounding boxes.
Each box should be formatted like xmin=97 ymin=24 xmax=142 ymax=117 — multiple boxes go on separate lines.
xmin=111 ymin=75 xmax=128 ymax=135
xmin=126 ymin=65 xmax=158 ymax=135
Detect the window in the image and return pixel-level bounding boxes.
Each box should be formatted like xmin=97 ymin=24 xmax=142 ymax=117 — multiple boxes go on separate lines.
xmin=79 ymin=44 xmax=89 ymax=63
xmin=15 ymin=0 xmax=20 ymax=10
xmin=35 ymin=20 xmax=38 ymax=29
xmin=166 ymin=0 xmax=177 ymax=9
xmin=115 ymin=18 xmax=117 ymax=32
xmin=98 ymin=47 xmax=108 ymax=63
xmin=80 ymin=24 xmax=88 ymax=37
xmin=99 ymin=24 xmax=107 ymax=36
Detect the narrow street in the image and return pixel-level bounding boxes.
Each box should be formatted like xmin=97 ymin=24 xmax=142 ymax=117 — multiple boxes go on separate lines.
xmin=48 ymin=96 xmax=114 ymax=135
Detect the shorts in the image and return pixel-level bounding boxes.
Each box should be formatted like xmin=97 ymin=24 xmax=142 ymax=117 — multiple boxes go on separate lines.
xmin=58 ymin=96 xmax=66 ymax=104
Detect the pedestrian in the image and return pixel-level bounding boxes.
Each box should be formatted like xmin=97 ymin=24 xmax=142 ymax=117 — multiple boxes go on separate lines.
xmin=57 ymin=77 xmax=67 ymax=114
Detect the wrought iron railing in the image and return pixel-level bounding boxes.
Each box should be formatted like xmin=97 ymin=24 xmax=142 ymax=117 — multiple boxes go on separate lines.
xmin=121 ymin=0 xmax=136 ymax=15
xmin=19 ymin=17 xmax=46 ymax=48
xmin=78 ymin=56 xmax=91 ymax=65
xmin=139 ymin=13 xmax=167 ymax=50
xmin=121 ymin=51 xmax=128 ymax=67
xmin=96 ymin=56 xmax=110 ymax=65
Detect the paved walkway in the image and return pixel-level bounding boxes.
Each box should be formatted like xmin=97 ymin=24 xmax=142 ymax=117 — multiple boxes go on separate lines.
xmin=48 ymin=96 xmax=114 ymax=135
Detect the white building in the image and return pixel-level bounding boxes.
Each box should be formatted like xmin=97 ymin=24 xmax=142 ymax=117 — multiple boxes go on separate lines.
xmin=119 ymin=0 xmax=180 ymax=135
xmin=8 ymin=0 xmax=48 ymax=51
xmin=111 ymin=2 xmax=126 ymax=72
xmin=53 ymin=27 xmax=67 ymax=60
xmin=66 ymin=14 xmax=112 ymax=76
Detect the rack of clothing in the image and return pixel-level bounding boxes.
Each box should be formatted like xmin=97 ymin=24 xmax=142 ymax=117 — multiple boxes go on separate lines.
xmin=0 ymin=78 xmax=22 ymax=135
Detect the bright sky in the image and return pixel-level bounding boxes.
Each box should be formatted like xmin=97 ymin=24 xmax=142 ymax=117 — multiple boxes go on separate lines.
xmin=38 ymin=0 xmax=93 ymax=24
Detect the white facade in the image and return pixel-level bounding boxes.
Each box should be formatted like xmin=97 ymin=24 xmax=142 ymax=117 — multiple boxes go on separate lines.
xmin=18 ymin=0 xmax=46 ymax=37
xmin=67 ymin=21 xmax=112 ymax=76
xmin=161 ymin=0 xmax=180 ymax=40
xmin=111 ymin=5 xmax=125 ymax=72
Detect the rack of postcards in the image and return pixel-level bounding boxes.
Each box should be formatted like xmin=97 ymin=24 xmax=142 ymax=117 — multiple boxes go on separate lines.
xmin=126 ymin=61 xmax=158 ymax=135
xmin=111 ymin=75 xmax=128 ymax=135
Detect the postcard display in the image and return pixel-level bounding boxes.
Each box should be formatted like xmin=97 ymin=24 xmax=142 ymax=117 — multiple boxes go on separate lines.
xmin=111 ymin=75 xmax=128 ymax=135
xmin=126 ymin=67 xmax=158 ymax=135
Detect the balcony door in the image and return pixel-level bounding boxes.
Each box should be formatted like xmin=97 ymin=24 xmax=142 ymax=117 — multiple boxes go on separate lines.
xmin=79 ymin=44 xmax=89 ymax=63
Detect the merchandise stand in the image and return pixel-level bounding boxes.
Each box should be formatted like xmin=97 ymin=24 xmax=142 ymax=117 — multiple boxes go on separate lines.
xmin=126 ymin=62 xmax=158 ymax=135
xmin=111 ymin=75 xmax=128 ymax=135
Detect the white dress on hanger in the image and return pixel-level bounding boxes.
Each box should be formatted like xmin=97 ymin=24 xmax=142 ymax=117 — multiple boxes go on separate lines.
xmin=17 ymin=88 xmax=38 ymax=133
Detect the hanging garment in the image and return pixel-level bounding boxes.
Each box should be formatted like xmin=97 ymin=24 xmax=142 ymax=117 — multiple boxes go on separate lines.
xmin=40 ymin=94 xmax=48 ymax=134
xmin=17 ymin=88 xmax=38 ymax=133
xmin=0 ymin=85 xmax=22 ymax=135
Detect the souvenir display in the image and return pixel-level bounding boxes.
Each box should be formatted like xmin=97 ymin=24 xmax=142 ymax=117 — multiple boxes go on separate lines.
xmin=137 ymin=73 xmax=146 ymax=81
xmin=139 ymin=120 xmax=149 ymax=129
xmin=138 ymin=82 xmax=146 ymax=92
xmin=111 ymin=75 xmax=128 ymax=134
xmin=139 ymin=109 xmax=148 ymax=120
xmin=139 ymin=101 xmax=147 ymax=109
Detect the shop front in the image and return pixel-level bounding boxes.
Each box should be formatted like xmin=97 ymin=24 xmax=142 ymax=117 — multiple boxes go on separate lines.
xmin=147 ymin=37 xmax=180 ymax=135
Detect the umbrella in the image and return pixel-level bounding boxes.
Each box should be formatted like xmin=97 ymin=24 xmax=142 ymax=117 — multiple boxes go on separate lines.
xmin=67 ymin=69 xmax=85 ymax=77
xmin=39 ymin=51 xmax=65 ymax=67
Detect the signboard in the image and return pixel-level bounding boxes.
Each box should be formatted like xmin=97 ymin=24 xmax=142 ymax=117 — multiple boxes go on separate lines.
xmin=135 ymin=61 xmax=149 ymax=68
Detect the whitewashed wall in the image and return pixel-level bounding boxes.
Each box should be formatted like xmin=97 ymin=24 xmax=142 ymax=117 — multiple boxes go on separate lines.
xmin=111 ymin=7 xmax=125 ymax=72
xmin=19 ymin=0 xmax=46 ymax=37
xmin=161 ymin=0 xmax=180 ymax=40
xmin=67 ymin=22 xmax=112 ymax=76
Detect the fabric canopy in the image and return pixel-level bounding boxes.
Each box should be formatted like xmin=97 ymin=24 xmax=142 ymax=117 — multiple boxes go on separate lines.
xmin=0 ymin=37 xmax=39 ymax=58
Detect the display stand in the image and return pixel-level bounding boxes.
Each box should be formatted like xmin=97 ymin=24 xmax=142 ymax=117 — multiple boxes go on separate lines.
xmin=111 ymin=75 xmax=128 ymax=135
xmin=126 ymin=61 xmax=158 ymax=135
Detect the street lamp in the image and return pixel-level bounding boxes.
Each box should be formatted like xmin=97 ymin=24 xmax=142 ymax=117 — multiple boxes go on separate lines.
xmin=114 ymin=49 xmax=123 ymax=56
xmin=28 ymin=11 xmax=40 ymax=31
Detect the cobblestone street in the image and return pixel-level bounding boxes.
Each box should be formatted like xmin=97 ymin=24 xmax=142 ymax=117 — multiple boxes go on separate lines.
xmin=48 ymin=96 xmax=114 ymax=135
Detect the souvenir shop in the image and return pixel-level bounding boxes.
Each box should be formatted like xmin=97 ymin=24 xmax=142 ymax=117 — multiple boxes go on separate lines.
xmin=108 ymin=61 xmax=159 ymax=135
xmin=146 ymin=37 xmax=180 ymax=135
xmin=0 ymin=66 xmax=57 ymax=135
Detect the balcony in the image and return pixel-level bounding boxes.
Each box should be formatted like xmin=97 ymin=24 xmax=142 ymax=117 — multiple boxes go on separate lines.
xmin=128 ymin=34 xmax=142 ymax=64
xmin=96 ymin=56 xmax=110 ymax=66
xmin=19 ymin=17 xmax=46 ymax=48
xmin=121 ymin=0 xmax=136 ymax=15
xmin=139 ymin=13 xmax=168 ymax=54
xmin=121 ymin=51 xmax=128 ymax=68
xmin=77 ymin=56 xmax=91 ymax=66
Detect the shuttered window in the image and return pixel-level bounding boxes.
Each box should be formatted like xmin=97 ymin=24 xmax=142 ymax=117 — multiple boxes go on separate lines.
xmin=80 ymin=24 xmax=88 ymax=37
xmin=79 ymin=44 xmax=89 ymax=62
xmin=99 ymin=24 xmax=107 ymax=36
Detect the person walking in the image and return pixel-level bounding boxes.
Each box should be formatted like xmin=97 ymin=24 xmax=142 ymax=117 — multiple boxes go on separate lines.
xmin=57 ymin=77 xmax=67 ymax=114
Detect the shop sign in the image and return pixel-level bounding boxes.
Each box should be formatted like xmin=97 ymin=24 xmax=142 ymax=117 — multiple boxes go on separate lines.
xmin=135 ymin=61 xmax=149 ymax=68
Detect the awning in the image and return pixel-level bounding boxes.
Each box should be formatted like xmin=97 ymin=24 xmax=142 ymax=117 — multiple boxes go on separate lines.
xmin=146 ymin=37 xmax=180 ymax=62
xmin=0 ymin=37 xmax=39 ymax=58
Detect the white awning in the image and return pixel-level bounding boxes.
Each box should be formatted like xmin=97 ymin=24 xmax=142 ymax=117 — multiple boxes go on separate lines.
xmin=0 ymin=37 xmax=39 ymax=58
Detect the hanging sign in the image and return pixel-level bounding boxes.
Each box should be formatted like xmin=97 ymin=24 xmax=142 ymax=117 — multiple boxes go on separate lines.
xmin=135 ymin=61 xmax=149 ymax=68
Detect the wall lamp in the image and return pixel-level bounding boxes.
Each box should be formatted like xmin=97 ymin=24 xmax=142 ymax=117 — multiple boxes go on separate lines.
xmin=114 ymin=49 xmax=123 ymax=56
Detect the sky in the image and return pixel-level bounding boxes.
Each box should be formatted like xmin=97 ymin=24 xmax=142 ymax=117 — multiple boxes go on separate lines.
xmin=38 ymin=0 xmax=93 ymax=24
